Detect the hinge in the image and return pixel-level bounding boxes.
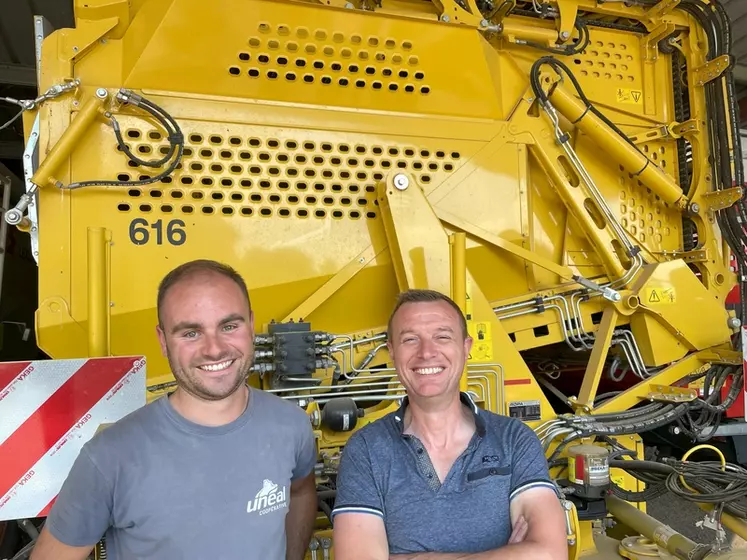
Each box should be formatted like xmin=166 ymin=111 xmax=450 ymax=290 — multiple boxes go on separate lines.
xmin=692 ymin=55 xmax=732 ymax=86
xmin=702 ymin=186 xmax=743 ymax=212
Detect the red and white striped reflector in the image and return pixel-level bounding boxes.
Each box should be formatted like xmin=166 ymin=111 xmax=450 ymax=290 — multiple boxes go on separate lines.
xmin=0 ymin=356 xmax=146 ymax=521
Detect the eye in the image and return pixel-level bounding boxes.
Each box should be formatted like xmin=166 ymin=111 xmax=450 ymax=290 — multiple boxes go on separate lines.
xmin=182 ymin=330 xmax=198 ymax=339
xmin=223 ymin=323 xmax=238 ymax=332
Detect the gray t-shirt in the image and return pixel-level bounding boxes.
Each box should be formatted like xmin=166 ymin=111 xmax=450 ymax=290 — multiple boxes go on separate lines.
xmin=46 ymin=387 xmax=316 ymax=559
xmin=331 ymin=393 xmax=559 ymax=554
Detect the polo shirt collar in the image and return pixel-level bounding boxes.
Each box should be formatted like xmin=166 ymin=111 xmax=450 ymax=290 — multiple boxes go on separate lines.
xmin=393 ymin=392 xmax=486 ymax=437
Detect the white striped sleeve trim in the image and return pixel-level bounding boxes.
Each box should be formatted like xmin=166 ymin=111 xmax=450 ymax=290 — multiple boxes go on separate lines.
xmin=509 ymin=480 xmax=559 ymax=501
xmin=330 ymin=506 xmax=384 ymax=519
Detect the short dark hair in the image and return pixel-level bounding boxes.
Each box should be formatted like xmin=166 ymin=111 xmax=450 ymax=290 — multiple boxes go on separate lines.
xmin=157 ymin=259 xmax=250 ymax=326
xmin=387 ymin=289 xmax=469 ymax=341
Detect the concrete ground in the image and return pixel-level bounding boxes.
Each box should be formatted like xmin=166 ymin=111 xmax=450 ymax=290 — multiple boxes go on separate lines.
xmin=648 ymin=493 xmax=747 ymax=551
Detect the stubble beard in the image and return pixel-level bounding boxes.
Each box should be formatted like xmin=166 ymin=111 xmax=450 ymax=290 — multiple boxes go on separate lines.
xmin=168 ymin=350 xmax=254 ymax=402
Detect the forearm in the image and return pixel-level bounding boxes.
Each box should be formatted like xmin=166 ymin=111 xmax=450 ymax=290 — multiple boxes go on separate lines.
xmin=391 ymin=542 xmax=557 ymax=560
xmin=285 ymin=484 xmax=318 ymax=560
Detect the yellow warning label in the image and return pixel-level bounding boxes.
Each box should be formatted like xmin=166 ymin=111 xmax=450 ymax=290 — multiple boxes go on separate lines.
xmin=465 ymin=291 xmax=473 ymax=321
xmin=644 ymin=287 xmax=676 ymax=305
xmin=616 ymin=88 xmax=643 ymax=105
xmin=467 ymin=321 xmax=493 ymax=362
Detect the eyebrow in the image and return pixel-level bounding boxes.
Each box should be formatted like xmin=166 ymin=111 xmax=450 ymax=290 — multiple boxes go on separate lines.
xmin=170 ymin=313 xmax=246 ymax=335
xmin=398 ymin=326 xmax=454 ymax=336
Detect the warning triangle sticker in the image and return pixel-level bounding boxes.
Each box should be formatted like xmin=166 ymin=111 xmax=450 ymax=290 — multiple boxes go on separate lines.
xmin=648 ymin=289 xmax=661 ymax=303
xmin=632 ymin=91 xmax=641 ymax=102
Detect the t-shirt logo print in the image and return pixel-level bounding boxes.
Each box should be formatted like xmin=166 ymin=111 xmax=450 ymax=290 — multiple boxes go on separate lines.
xmin=247 ymin=479 xmax=288 ymax=516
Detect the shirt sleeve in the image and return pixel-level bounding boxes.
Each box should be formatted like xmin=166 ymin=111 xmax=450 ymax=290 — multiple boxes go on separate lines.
xmin=46 ymin=445 xmax=113 ymax=547
xmin=292 ymin=411 xmax=317 ymax=481
xmin=509 ymin=421 xmax=559 ymax=502
xmin=330 ymin=432 xmax=384 ymax=520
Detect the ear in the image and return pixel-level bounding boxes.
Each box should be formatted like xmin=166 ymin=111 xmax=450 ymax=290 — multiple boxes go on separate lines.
xmin=156 ymin=325 xmax=168 ymax=357
xmin=463 ymin=335 xmax=473 ymax=357
xmin=386 ymin=340 xmax=394 ymax=360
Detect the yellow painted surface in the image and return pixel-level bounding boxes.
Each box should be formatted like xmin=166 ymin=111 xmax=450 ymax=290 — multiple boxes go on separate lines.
xmin=25 ymin=1 xmax=740 ymax=558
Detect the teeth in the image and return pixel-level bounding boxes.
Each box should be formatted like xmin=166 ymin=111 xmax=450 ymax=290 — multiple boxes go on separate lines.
xmin=414 ymin=367 xmax=444 ymax=375
xmin=199 ymin=360 xmax=233 ymax=372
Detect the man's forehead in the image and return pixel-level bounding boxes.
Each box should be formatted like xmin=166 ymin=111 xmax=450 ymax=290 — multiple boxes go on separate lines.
xmin=394 ymin=301 xmax=460 ymax=328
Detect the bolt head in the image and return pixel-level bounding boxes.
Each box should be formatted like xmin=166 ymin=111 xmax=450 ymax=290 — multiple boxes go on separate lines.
xmin=95 ymin=88 xmax=108 ymax=99
xmin=727 ymin=317 xmax=741 ymax=329
xmin=441 ymin=14 xmax=450 ymax=22
xmin=690 ymin=203 xmax=700 ymax=213
xmin=560 ymin=31 xmax=570 ymax=40
xmin=393 ymin=174 xmax=409 ymax=190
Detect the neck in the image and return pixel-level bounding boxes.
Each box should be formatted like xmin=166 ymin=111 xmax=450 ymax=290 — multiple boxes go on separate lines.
xmin=169 ymin=384 xmax=249 ymax=427
xmin=404 ymin=393 xmax=474 ymax=449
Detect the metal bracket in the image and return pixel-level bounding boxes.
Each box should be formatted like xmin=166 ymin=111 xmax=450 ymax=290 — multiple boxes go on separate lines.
xmin=643 ymin=0 xmax=680 ymax=30
xmin=629 ymin=126 xmax=670 ymax=145
xmin=556 ymin=1 xmax=579 ymax=44
xmin=641 ymin=22 xmax=676 ymax=61
xmin=692 ymin=55 xmax=732 ymax=86
xmin=645 ymin=384 xmax=697 ymax=403
xmin=433 ymin=0 xmax=482 ymax=25
xmin=22 ymin=115 xmax=40 ymax=263
xmin=702 ymin=187 xmax=743 ymax=212
xmin=670 ymin=119 xmax=701 ymax=138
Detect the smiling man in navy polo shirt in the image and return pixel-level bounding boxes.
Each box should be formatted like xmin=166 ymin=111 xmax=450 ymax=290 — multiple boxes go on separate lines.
xmin=331 ymin=289 xmax=567 ymax=560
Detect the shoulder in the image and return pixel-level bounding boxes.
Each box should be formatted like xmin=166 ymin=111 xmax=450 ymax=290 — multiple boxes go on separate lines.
xmin=82 ymin=397 xmax=165 ymax=460
xmin=343 ymin=412 xmax=397 ymax=458
xmin=250 ymin=387 xmax=309 ymax=425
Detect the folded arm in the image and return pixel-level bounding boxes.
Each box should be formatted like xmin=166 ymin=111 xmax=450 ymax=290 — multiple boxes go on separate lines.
xmin=334 ymin=487 xmax=567 ymax=560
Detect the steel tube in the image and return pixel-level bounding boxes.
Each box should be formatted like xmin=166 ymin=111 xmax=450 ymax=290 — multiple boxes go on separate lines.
xmin=450 ymin=232 xmax=468 ymax=392
xmin=87 ymin=227 xmax=109 ymax=357
xmin=548 ymin=84 xmax=685 ymax=208
xmin=606 ymin=495 xmax=709 ymax=560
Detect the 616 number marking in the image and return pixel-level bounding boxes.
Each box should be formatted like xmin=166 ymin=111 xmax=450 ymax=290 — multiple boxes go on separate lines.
xmin=129 ymin=218 xmax=186 ymax=246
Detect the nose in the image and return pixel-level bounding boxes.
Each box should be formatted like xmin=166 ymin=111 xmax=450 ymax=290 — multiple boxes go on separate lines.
xmin=201 ymin=331 xmax=229 ymax=361
xmin=416 ymin=338 xmax=437 ymax=360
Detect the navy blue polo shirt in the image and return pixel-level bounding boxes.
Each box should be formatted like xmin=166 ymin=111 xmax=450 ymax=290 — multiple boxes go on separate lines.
xmin=331 ymin=393 xmax=559 ymax=554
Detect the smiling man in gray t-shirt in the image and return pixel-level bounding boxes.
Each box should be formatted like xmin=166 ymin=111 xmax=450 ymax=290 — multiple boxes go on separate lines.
xmin=31 ymin=260 xmax=318 ymax=560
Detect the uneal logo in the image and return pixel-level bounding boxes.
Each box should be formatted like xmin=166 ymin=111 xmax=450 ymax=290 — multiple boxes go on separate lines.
xmin=247 ymin=479 xmax=288 ymax=516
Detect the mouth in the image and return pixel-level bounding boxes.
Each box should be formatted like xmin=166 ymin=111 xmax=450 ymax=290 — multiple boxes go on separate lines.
xmin=198 ymin=359 xmax=235 ymax=373
xmin=412 ymin=366 xmax=445 ymax=376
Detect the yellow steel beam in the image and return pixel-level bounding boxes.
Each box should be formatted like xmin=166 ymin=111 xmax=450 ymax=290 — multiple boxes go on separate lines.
xmin=282 ymin=245 xmax=383 ymax=323
xmin=436 ymin=207 xmax=577 ymax=281
xmin=594 ymin=353 xmax=707 ymax=414
xmin=575 ymin=307 xmax=618 ymax=411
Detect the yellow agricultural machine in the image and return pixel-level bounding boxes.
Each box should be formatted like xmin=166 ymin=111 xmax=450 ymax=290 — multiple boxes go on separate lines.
xmin=3 ymin=0 xmax=747 ymax=558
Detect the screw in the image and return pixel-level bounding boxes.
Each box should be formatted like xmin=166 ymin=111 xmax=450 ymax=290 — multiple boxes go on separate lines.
xmin=690 ymin=202 xmax=700 ymax=214
xmin=95 ymin=88 xmax=108 ymax=99
xmin=559 ymin=31 xmax=570 ymax=41
xmin=480 ymin=19 xmax=489 ymax=27
xmin=727 ymin=317 xmax=741 ymax=329
xmin=393 ymin=174 xmax=409 ymax=190
xmin=441 ymin=14 xmax=450 ymax=22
